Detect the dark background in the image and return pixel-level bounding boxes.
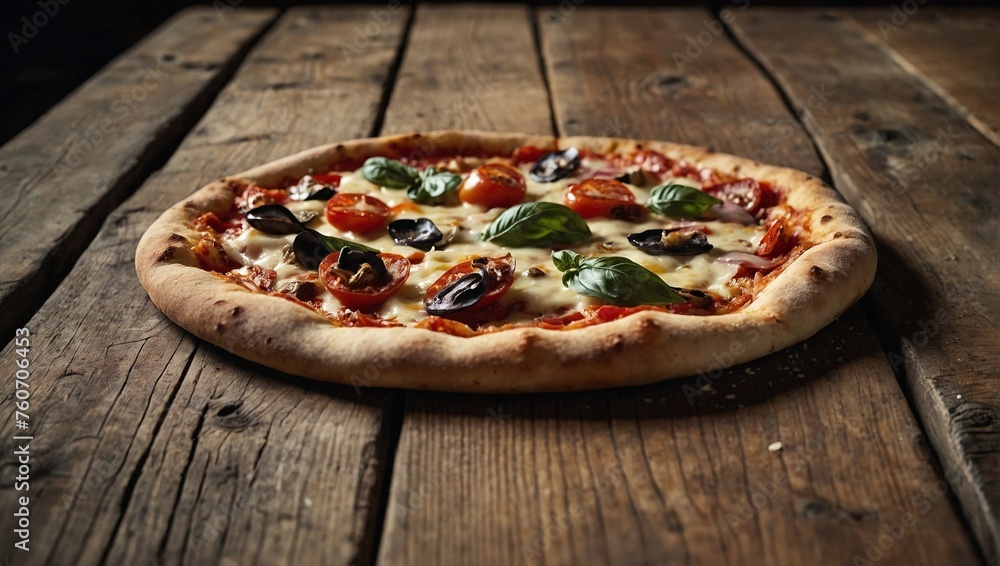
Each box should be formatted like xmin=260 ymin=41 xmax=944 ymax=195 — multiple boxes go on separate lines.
xmin=1 ymin=0 xmax=994 ymax=146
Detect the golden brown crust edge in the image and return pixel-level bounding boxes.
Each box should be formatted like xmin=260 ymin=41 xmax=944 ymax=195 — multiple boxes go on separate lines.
xmin=135 ymin=130 xmax=876 ymax=393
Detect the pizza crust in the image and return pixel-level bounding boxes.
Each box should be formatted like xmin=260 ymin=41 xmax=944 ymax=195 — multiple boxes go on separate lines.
xmin=136 ymin=130 xmax=876 ymax=392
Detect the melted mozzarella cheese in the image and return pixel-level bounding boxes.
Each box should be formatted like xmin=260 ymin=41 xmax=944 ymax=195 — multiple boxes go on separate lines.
xmin=221 ymin=160 xmax=765 ymax=325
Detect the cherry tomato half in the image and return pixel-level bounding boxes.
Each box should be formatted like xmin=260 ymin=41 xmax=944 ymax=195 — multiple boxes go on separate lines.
xmin=325 ymin=193 xmax=390 ymax=234
xmin=311 ymin=173 xmax=343 ymax=186
xmin=564 ymin=178 xmax=637 ymax=219
xmin=703 ymin=178 xmax=764 ymax=215
xmin=423 ymin=254 xmax=516 ymax=317
xmin=319 ymin=251 xmax=410 ymax=310
xmin=236 ymin=184 xmax=289 ymax=211
xmin=459 ymin=163 xmax=528 ymax=208
xmin=756 ymin=217 xmax=792 ymax=258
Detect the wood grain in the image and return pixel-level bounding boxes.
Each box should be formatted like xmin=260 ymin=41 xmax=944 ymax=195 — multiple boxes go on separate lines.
xmin=729 ymin=9 xmax=999 ymax=563
xmin=848 ymin=7 xmax=1000 ymax=146
xmin=374 ymin=7 xmax=979 ymax=565
xmin=0 ymin=7 xmax=408 ymax=565
xmin=380 ymin=3 xmax=551 ymax=135
xmin=0 ymin=7 xmax=276 ymax=344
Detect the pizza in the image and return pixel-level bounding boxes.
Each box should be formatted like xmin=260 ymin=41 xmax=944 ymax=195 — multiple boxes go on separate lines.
xmin=135 ymin=131 xmax=876 ymax=392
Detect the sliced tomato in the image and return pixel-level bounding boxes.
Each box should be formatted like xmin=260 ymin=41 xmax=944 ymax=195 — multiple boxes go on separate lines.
xmin=319 ymin=251 xmax=410 ymax=310
xmin=311 ymin=173 xmax=343 ymax=186
xmin=756 ymin=217 xmax=792 ymax=258
xmin=535 ymin=310 xmax=586 ymax=330
xmin=236 ymin=184 xmax=289 ymax=211
xmin=192 ymin=239 xmax=239 ymax=273
xmin=564 ymin=178 xmax=638 ymax=219
xmin=511 ymin=145 xmax=551 ymax=166
xmin=415 ymin=316 xmax=477 ymax=337
xmin=459 ymin=163 xmax=527 ymax=208
xmin=423 ymin=254 xmax=516 ymax=317
xmin=194 ymin=212 xmax=241 ymax=233
xmin=325 ymin=193 xmax=390 ymax=234
xmin=703 ymin=178 xmax=764 ymax=215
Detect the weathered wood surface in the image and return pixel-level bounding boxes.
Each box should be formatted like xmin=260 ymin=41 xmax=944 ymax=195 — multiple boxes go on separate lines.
xmin=1 ymin=5 xmax=992 ymax=566
xmin=730 ymin=9 xmax=1000 ymax=563
xmin=0 ymin=7 xmax=277 ymax=344
xmin=380 ymin=3 xmax=551 ymax=135
xmin=375 ymin=7 xmax=978 ymax=565
xmin=0 ymin=7 xmax=408 ymax=566
xmin=849 ymin=7 xmax=1000 ymax=147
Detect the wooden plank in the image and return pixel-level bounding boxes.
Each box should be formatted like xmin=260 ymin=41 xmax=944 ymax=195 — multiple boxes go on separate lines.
xmin=848 ymin=8 xmax=1000 ymax=147
xmin=0 ymin=6 xmax=409 ymax=565
xmin=0 ymin=7 xmax=277 ymax=343
xmin=375 ymin=6 xmax=979 ymax=565
xmin=380 ymin=3 xmax=551 ymax=134
xmin=729 ymin=9 xmax=999 ymax=563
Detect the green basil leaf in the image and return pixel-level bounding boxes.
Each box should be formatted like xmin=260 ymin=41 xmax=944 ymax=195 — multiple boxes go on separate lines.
xmin=645 ymin=184 xmax=722 ymax=218
xmin=552 ymin=250 xmax=686 ymax=306
xmin=408 ymin=168 xmax=462 ymax=205
xmin=361 ymin=157 xmax=419 ymax=190
xmin=481 ymin=202 xmax=592 ymax=247
xmin=309 ymin=228 xmax=378 ymax=253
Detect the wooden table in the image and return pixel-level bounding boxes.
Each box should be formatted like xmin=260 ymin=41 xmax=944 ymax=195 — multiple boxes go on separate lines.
xmin=1 ymin=5 xmax=997 ymax=565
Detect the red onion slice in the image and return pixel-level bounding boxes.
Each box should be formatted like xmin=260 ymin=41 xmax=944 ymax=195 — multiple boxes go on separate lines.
xmin=703 ymin=202 xmax=756 ymax=225
xmin=715 ymin=251 xmax=784 ymax=271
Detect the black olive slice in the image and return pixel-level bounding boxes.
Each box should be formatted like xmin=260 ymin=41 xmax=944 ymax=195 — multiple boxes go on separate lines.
xmin=424 ymin=267 xmax=489 ymax=315
xmin=305 ymin=186 xmax=336 ymax=201
xmin=246 ymin=204 xmax=305 ymax=235
xmin=387 ymin=218 xmax=445 ymax=251
xmin=626 ymin=228 xmax=713 ymax=256
xmin=290 ymin=178 xmax=337 ymax=201
xmin=292 ymin=230 xmax=328 ymax=270
xmin=336 ymin=247 xmax=388 ymax=280
xmin=529 ymin=147 xmax=580 ymax=183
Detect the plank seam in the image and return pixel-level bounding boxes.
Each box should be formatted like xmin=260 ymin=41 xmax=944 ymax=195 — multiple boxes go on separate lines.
xmin=1 ymin=9 xmax=280 ymax=347
xmin=361 ymin=393 xmax=407 ymax=566
xmin=368 ymin=5 xmax=417 ymax=138
xmin=716 ymin=8 xmax=835 ymax=187
xmin=529 ymin=6 xmax=561 ymax=138
xmin=858 ymin=291 xmax=994 ymax=564
xmin=97 ymin=342 xmax=202 ymax=566
xmin=842 ymin=12 xmax=1000 ymax=149
xmin=723 ymin=11 xmax=992 ymax=563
